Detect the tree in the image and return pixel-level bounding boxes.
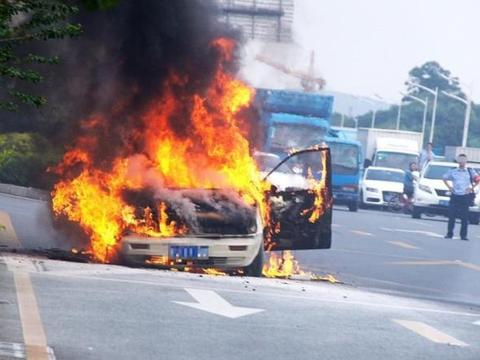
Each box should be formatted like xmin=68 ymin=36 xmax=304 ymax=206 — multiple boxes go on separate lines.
xmin=357 ymin=61 xmax=474 ymax=151
xmin=406 ymin=61 xmax=464 ymax=98
xmin=0 ymin=0 xmax=81 ymax=111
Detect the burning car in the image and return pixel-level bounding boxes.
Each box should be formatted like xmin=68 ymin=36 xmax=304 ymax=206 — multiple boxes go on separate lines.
xmin=120 ymin=147 xmax=332 ymax=277
xmin=50 ymin=38 xmax=331 ymax=277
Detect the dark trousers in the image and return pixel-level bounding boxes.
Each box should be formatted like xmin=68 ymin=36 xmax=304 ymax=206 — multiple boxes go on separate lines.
xmin=447 ymin=194 xmax=470 ymax=238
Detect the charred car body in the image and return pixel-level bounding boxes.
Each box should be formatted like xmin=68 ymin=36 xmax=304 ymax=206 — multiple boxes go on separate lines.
xmin=121 ymin=147 xmax=332 ymax=276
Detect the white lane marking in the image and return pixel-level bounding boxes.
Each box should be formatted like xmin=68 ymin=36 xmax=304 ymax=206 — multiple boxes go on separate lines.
xmin=4 ymin=257 xmax=38 ymax=273
xmin=387 ymin=241 xmax=419 ymax=249
xmin=381 ymin=227 xmax=443 ymax=238
xmin=473 ymin=320 xmax=480 ymax=326
xmin=393 ymin=319 xmax=468 ymax=347
xmin=0 ymin=342 xmax=55 ymax=360
xmin=173 ymin=288 xmax=264 ymax=318
xmin=390 ymin=260 xmax=480 ymax=272
xmin=0 ymin=341 xmax=25 ymax=359
xmin=350 ymin=230 xmax=373 ymax=236
xmin=40 ymin=272 xmax=480 ymax=317
xmin=412 ymin=220 xmax=434 ymax=228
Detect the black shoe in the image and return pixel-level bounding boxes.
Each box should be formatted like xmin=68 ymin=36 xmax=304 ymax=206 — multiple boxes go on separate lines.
xmin=461 ymin=237 xmax=469 ymax=241
xmin=445 ymin=234 xmax=453 ymax=239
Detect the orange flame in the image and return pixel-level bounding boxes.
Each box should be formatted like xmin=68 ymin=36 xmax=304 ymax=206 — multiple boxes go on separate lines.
xmin=302 ymin=148 xmax=330 ymax=223
xmin=262 ymin=250 xmax=301 ymax=278
xmin=51 ymin=37 xmax=330 ymax=264
xmin=52 ymin=38 xmax=267 ymax=262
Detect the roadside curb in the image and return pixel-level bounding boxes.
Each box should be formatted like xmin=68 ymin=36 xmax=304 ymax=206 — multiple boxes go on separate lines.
xmin=0 ymin=183 xmax=50 ymax=202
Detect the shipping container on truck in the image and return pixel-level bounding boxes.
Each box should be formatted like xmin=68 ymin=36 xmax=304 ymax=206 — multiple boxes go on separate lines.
xmin=254 ymin=89 xmax=363 ymax=211
xmin=357 ymin=128 xmax=422 ymax=171
xmin=444 ymin=146 xmax=480 ymax=164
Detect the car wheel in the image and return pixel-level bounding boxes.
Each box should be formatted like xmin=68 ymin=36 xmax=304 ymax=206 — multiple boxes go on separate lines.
xmin=243 ymin=245 xmax=264 ymax=277
xmin=348 ymin=202 xmax=358 ymax=212
xmin=412 ymin=206 xmax=421 ymax=219
xmin=469 ymin=213 xmax=480 ymax=225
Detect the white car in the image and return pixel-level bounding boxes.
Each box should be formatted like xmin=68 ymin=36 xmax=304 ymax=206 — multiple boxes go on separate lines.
xmin=361 ymin=166 xmax=405 ymax=207
xmin=121 ymin=148 xmax=333 ymax=277
xmin=412 ymin=161 xmax=480 ymax=224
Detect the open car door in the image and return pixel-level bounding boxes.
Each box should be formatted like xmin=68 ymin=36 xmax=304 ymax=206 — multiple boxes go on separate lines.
xmin=264 ymin=146 xmax=332 ymax=251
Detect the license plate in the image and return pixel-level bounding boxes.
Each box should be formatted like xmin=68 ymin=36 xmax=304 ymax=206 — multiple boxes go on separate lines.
xmin=439 ymin=200 xmax=449 ymax=206
xmin=384 ymin=194 xmax=394 ymax=201
xmin=169 ymin=246 xmax=209 ymax=260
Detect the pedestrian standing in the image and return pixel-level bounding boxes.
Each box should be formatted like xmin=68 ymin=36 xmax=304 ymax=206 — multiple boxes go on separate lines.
xmin=443 ymin=154 xmax=478 ymax=240
xmin=419 ymin=142 xmax=435 ymax=170
xmin=402 ymin=162 xmax=418 ymax=211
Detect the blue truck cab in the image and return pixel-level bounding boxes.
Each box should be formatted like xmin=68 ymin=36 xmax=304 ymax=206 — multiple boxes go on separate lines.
xmin=255 ymin=89 xmax=363 ymax=212
xmin=324 ymin=137 xmax=363 ymax=211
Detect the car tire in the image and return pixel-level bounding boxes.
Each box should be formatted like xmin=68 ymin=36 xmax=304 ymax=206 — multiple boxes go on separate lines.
xmin=348 ymin=202 xmax=358 ymax=212
xmin=243 ymin=245 xmax=264 ymax=277
xmin=412 ymin=206 xmax=421 ymax=219
xmin=469 ymin=213 xmax=480 ymax=225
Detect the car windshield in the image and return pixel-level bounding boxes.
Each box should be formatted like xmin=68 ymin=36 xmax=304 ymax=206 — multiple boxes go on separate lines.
xmin=366 ymin=169 xmax=404 ymax=182
xmin=328 ymin=142 xmax=360 ymax=175
xmin=270 ymin=123 xmax=327 ymax=151
xmin=424 ymin=164 xmax=457 ymax=179
xmin=254 ymin=154 xmax=293 ymax=174
xmin=374 ymin=151 xmax=418 ymax=171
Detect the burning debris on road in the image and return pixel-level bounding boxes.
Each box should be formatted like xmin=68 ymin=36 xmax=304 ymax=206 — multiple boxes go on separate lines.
xmin=48 ymin=0 xmax=332 ymax=277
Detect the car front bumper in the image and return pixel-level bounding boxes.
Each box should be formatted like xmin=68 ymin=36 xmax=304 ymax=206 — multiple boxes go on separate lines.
xmin=333 ymin=191 xmax=359 ymax=205
xmin=120 ymin=232 xmax=263 ymax=269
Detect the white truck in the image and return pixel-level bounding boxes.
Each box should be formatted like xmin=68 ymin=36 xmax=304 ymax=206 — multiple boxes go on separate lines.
xmin=357 ymin=128 xmax=422 ymax=171
xmin=444 ymin=146 xmax=480 ymax=164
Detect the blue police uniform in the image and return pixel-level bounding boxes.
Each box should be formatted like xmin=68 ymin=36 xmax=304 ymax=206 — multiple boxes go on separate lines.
xmin=443 ymin=167 xmax=478 ymax=239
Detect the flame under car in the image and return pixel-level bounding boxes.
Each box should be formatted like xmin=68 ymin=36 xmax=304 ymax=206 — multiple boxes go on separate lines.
xmin=120 ymin=148 xmax=332 ymax=276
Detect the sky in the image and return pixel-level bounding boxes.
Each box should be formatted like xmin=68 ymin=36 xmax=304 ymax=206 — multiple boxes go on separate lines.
xmin=293 ymin=0 xmax=480 ymax=102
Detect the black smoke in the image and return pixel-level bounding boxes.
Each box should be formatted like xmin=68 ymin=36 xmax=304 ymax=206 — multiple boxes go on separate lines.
xmin=1 ymin=0 xmax=244 ymax=160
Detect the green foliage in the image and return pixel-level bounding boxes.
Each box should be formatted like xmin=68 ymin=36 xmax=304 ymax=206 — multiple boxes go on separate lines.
xmin=358 ymin=61 xmax=475 ymax=152
xmin=331 ymin=112 xmax=357 ymax=128
xmin=82 ymin=0 xmax=121 ymax=10
xmin=0 ymin=132 xmax=60 ymax=187
xmin=406 ymin=61 xmax=463 ymax=98
xmin=0 ymin=0 xmax=81 ymax=111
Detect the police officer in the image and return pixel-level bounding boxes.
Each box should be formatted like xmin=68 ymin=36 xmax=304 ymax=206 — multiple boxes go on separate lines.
xmin=443 ymin=154 xmax=478 ymax=240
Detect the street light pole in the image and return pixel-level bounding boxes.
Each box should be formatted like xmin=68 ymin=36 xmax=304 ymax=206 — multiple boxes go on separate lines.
xmin=437 ymin=72 xmax=474 ymax=147
xmin=396 ymin=101 xmax=402 ymax=130
xmin=430 ymin=88 xmax=438 ymax=143
xmin=441 ymin=90 xmax=472 ymax=147
xmin=353 ymin=96 xmax=378 ymax=128
xmin=401 ymin=92 xmax=429 ymax=147
xmin=407 ymin=81 xmax=438 ymax=143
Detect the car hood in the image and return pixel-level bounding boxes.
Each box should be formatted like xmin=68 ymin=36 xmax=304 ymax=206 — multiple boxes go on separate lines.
xmin=419 ymin=178 xmax=448 ymax=190
xmin=363 ymin=180 xmax=403 ymax=192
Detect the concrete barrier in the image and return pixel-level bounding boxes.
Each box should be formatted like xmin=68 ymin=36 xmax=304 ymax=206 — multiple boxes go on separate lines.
xmin=0 ymin=183 xmax=50 ymax=201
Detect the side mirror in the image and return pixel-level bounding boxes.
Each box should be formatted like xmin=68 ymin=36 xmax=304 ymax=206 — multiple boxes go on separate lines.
xmin=364 ymin=159 xmax=372 ymax=169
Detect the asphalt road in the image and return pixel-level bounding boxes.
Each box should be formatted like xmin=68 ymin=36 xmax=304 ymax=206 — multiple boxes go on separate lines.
xmin=295 ymin=205 xmax=480 ymax=305
xmin=1 ymin=193 xmax=480 ymax=359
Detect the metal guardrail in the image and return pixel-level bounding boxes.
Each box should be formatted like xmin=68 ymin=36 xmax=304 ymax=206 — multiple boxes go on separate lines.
xmin=0 ymin=183 xmax=50 ymax=201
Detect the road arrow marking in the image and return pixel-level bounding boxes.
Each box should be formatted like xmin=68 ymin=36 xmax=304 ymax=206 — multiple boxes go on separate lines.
xmin=173 ymin=288 xmax=264 ymax=318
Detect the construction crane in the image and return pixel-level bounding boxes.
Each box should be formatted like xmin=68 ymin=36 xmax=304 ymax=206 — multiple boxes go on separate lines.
xmin=255 ymin=50 xmax=326 ymax=92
